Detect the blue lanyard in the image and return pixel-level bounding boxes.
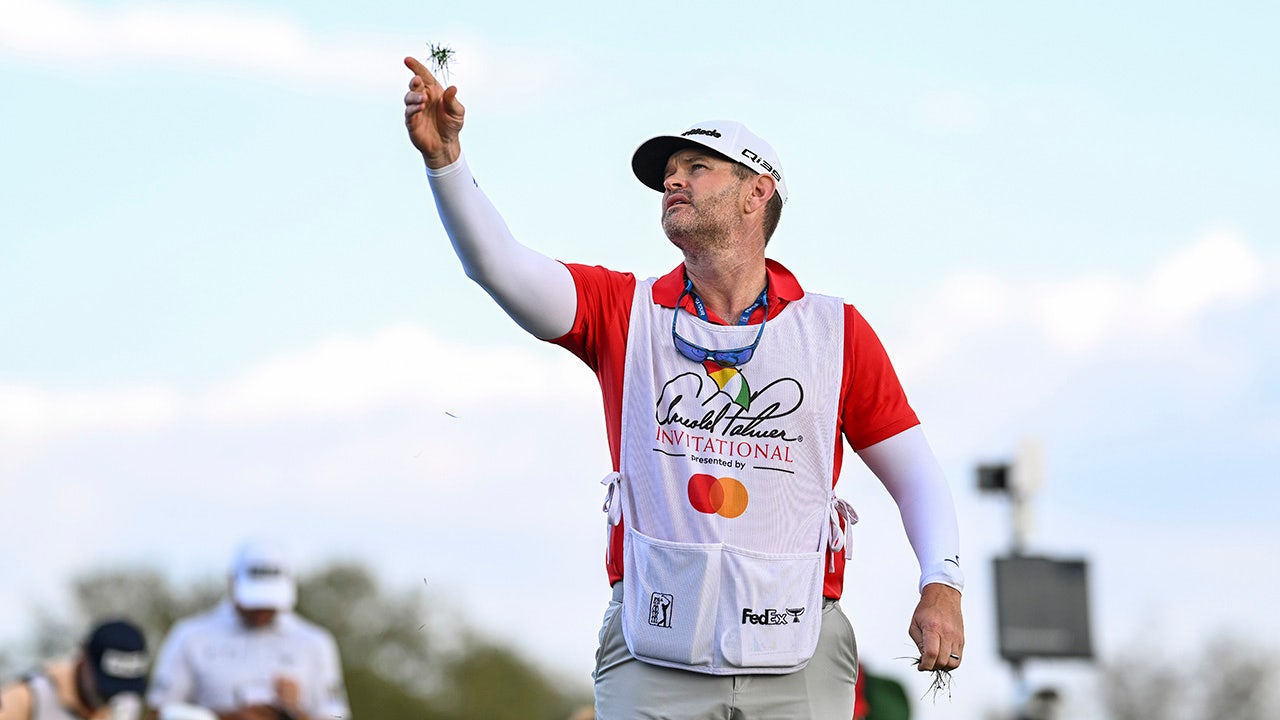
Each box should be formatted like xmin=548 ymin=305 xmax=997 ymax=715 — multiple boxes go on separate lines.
xmin=685 ymin=278 xmax=769 ymax=326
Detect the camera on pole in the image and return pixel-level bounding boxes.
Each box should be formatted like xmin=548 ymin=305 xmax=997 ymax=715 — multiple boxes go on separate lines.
xmin=976 ymin=463 xmax=1010 ymax=491
xmin=977 ymin=438 xmax=1093 ymax=720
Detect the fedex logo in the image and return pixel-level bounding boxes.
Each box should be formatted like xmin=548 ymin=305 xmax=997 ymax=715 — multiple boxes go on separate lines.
xmin=741 ymin=606 xmax=806 ymax=625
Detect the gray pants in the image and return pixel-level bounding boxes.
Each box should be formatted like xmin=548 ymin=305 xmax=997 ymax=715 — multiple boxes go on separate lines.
xmin=593 ymin=582 xmax=858 ymax=719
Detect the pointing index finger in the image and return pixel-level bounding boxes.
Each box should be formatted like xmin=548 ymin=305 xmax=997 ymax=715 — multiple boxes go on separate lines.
xmin=404 ymin=56 xmax=438 ymax=86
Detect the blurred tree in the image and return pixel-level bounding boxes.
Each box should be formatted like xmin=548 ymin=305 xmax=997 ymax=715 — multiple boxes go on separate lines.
xmin=293 ymin=564 xmax=591 ymax=720
xmin=28 ymin=608 xmax=78 ymax=662
xmin=292 ymin=561 xmax=449 ymax=718
xmin=1102 ymin=631 xmax=1278 ymax=720
xmin=71 ymin=567 xmax=223 ymax=643
xmin=342 ymin=666 xmax=450 ymax=720
xmin=1102 ymin=658 xmax=1182 ymax=720
xmin=294 ymin=562 xmax=441 ymax=696
xmin=1196 ymin=635 xmax=1275 ymax=720
xmin=436 ymin=637 xmax=583 ymax=720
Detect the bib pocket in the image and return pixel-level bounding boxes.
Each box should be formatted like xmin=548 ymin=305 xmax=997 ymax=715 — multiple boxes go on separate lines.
xmin=718 ymin=544 xmax=825 ymax=669
xmin=622 ymin=527 xmax=720 ymax=668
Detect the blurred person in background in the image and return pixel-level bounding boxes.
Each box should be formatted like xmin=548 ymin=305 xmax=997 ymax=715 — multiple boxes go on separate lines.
xmin=0 ymin=619 xmax=149 ymax=720
xmin=145 ymin=541 xmax=349 ymax=720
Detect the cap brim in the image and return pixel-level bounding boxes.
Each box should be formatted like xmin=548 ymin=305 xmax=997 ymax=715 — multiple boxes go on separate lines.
xmin=233 ymin=578 xmax=296 ymax=610
xmin=631 ymin=136 xmax=706 ymax=193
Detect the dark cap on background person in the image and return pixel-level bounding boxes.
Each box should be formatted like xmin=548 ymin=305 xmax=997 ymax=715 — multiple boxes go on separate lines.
xmin=631 ymin=120 xmax=788 ymax=204
xmin=84 ymin=619 xmax=149 ymax=699
xmin=230 ymin=539 xmax=297 ymax=611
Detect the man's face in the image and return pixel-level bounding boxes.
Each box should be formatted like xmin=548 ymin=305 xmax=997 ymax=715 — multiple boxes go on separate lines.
xmin=660 ymin=148 xmax=748 ymax=250
xmin=235 ymin=604 xmax=279 ymax=629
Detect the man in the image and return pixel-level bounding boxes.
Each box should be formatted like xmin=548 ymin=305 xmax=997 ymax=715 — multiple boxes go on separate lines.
xmin=0 ymin=619 xmax=149 ymax=720
xmin=403 ymin=56 xmax=964 ymax=719
xmin=146 ymin=541 xmax=349 ymax=720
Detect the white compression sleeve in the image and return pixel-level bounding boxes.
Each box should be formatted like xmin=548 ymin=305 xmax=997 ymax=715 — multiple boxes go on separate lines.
xmin=426 ymin=154 xmax=577 ymax=340
xmin=857 ymin=425 xmax=965 ymax=593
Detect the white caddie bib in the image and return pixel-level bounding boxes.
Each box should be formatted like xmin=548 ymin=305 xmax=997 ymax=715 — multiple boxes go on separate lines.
xmin=608 ymin=277 xmax=849 ymax=675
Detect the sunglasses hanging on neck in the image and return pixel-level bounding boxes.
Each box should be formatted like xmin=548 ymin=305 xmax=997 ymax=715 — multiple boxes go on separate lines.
xmin=671 ymin=278 xmax=768 ymax=367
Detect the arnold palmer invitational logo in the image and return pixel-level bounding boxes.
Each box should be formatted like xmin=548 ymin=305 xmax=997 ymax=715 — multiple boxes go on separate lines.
xmin=654 ymin=361 xmax=805 ymax=475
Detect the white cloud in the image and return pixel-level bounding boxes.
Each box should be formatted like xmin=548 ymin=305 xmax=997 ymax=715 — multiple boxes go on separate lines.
xmin=0 ymin=383 xmax=181 ymax=446
xmin=0 ymin=0 xmax=96 ymax=58
xmin=1140 ymin=227 xmax=1265 ymax=329
xmin=897 ymin=228 xmax=1269 ymax=379
xmin=0 ymin=0 xmax=575 ymax=96
xmin=0 ymin=323 xmax=595 ymax=479
xmin=201 ymin=323 xmax=591 ymax=424
xmin=1033 ymin=274 xmax=1126 ymax=354
xmin=0 ymin=323 xmax=604 ymax=526
xmin=0 ymin=0 xmax=351 ymax=75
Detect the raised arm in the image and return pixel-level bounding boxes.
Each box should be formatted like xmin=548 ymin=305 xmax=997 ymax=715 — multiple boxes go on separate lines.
xmin=403 ymin=57 xmax=575 ymax=339
xmin=858 ymin=425 xmax=965 ymax=672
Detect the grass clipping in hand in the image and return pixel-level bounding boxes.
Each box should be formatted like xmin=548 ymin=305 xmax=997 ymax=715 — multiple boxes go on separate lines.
xmin=426 ymin=42 xmax=456 ymax=84
xmin=898 ymin=655 xmax=954 ymax=702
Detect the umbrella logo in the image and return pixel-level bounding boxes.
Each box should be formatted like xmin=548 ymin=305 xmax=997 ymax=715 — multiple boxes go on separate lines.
xmin=702 ymin=360 xmax=751 ymax=410
xmin=687 ymin=473 xmax=749 ymax=518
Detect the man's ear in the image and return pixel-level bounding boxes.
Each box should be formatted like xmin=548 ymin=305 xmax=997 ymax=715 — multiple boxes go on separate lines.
xmin=744 ymin=173 xmax=777 ymax=214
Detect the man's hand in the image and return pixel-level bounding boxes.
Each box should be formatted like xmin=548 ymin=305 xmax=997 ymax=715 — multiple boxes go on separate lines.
xmin=271 ymin=676 xmax=307 ymax=720
xmin=909 ymin=582 xmax=964 ymax=672
xmin=403 ymin=56 xmax=465 ymax=168
xmin=272 ymin=676 xmax=300 ymax=710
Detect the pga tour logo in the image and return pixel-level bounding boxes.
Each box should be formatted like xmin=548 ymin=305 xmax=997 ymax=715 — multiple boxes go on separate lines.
xmin=741 ymin=606 xmax=805 ymax=625
xmin=649 ymin=592 xmax=674 ymax=628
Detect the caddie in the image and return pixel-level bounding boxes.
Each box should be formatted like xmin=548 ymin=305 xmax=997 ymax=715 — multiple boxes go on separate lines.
xmin=403 ymin=55 xmax=965 ymax=719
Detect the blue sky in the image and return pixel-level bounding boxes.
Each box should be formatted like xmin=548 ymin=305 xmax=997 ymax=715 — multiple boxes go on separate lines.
xmin=3 ymin=2 xmax=1278 ymax=717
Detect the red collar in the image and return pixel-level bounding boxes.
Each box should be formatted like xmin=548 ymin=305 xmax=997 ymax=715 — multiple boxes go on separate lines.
xmin=651 ymin=259 xmax=805 ymax=324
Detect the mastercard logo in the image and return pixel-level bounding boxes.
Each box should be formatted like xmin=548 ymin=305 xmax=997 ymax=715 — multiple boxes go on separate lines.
xmin=687 ymin=473 xmax=749 ymax=519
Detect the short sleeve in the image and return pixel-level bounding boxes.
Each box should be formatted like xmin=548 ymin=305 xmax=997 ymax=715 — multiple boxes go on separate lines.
xmin=840 ymin=305 xmax=919 ymax=451
xmin=548 ymin=263 xmax=636 ymax=370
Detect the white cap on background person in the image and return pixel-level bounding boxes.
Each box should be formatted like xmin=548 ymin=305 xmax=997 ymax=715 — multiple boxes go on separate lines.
xmin=229 ymin=540 xmax=297 ymax=611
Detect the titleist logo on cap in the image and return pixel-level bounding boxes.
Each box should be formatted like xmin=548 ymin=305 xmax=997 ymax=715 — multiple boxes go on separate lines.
xmin=246 ymin=565 xmax=284 ymax=578
xmin=681 ymin=128 xmax=722 ymax=138
xmin=101 ymin=649 xmax=149 ymax=679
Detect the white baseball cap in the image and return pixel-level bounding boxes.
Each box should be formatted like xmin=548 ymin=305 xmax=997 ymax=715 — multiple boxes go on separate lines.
xmin=230 ymin=540 xmax=296 ymax=611
xmin=631 ymin=120 xmax=788 ymax=204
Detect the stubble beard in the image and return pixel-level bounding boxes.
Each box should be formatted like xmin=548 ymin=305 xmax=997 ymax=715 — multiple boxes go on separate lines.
xmin=662 ymin=183 xmax=742 ymax=258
